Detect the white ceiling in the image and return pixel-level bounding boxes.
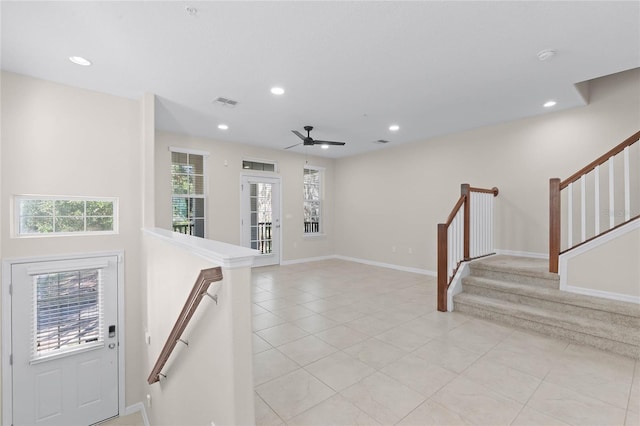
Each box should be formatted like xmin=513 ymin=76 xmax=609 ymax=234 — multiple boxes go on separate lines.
xmin=2 ymin=1 xmax=639 ymax=158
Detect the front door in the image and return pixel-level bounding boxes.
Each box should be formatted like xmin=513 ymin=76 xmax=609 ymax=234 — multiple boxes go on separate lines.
xmin=241 ymin=176 xmax=281 ymax=267
xmin=10 ymin=255 xmax=119 ymax=426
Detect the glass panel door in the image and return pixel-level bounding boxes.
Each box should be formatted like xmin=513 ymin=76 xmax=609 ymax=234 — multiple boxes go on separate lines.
xmin=242 ymin=176 xmax=280 ymax=267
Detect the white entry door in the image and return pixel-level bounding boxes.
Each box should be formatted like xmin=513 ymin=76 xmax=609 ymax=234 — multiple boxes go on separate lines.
xmin=10 ymin=255 xmax=119 ymax=426
xmin=241 ymin=176 xmax=281 ymax=267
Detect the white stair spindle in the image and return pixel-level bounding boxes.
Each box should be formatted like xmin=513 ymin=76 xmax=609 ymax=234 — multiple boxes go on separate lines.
xmin=580 ymin=175 xmax=586 ymax=242
xmin=489 ymin=194 xmax=494 ymax=252
xmin=624 ymin=146 xmax=630 ymax=221
xmin=567 ymin=182 xmax=573 ymax=247
xmin=594 ymin=165 xmax=600 ymax=235
xmin=609 ymin=156 xmax=615 ymax=228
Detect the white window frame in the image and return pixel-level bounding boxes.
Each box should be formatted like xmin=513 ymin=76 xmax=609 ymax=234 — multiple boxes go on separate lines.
xmin=242 ymin=157 xmax=278 ymax=173
xmin=13 ymin=195 xmax=119 ymax=238
xmin=303 ymin=166 xmax=324 ymax=236
xmin=170 ymin=147 xmax=208 ymax=238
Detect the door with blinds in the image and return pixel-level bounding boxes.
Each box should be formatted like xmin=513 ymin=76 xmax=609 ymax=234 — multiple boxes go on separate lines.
xmin=241 ymin=175 xmax=281 ymax=267
xmin=10 ymin=255 xmax=119 ymax=425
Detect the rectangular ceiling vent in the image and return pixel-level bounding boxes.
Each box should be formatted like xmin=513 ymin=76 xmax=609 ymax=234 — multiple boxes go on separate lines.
xmin=213 ymin=97 xmax=238 ymax=108
xmin=373 ymin=139 xmax=390 ymax=144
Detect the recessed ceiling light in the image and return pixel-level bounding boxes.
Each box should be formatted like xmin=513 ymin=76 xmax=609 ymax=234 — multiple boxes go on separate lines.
xmin=320 ymin=144 xmax=329 ymax=149
xmin=270 ymin=87 xmax=285 ymax=95
xmin=185 ymin=6 xmax=198 ymax=16
xmin=218 ymin=124 xmax=229 ymax=130
xmin=69 ymin=56 xmax=92 ymax=66
xmin=543 ymin=100 xmax=557 ymax=108
xmin=389 ymin=124 xmax=400 ymax=131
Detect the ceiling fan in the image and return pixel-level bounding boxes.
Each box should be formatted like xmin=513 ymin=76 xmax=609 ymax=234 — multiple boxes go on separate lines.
xmin=284 ymin=126 xmax=346 ymax=150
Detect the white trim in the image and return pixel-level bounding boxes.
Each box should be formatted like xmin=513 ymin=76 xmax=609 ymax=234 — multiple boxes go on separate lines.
xmin=559 ymin=219 xmax=639 ymax=303
xmin=334 ymin=255 xmax=436 ymax=276
xmin=239 ymin=174 xmax=282 ymax=267
xmin=2 ymin=261 xmax=13 ymax=426
xmin=303 ymin=166 xmax=324 ymax=236
xmin=280 ymin=254 xmax=437 ymax=276
xmin=26 ymin=258 xmax=109 ymax=275
xmin=494 ymin=249 xmax=548 ymax=259
xmin=279 ymin=255 xmax=336 ymax=266
xmin=242 ymin=157 xmax=279 ymax=173
xmin=168 ymin=146 xmax=210 ymax=157
xmin=117 ymin=253 xmax=127 ymax=418
xmin=302 ymin=233 xmax=327 ymax=239
xmin=447 ymin=261 xmax=471 ymax=312
xmin=125 ymin=402 xmax=150 ymax=426
xmin=144 ymin=227 xmax=258 ymax=269
xmin=2 ymin=250 xmax=127 ymax=425
xmin=562 ymin=285 xmax=640 ymax=304
xmin=12 ymin=195 xmax=119 ymax=238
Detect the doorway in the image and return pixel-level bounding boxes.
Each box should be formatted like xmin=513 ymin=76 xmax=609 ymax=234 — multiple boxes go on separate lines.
xmin=4 ymin=254 xmax=122 ymax=426
xmin=241 ymin=175 xmax=281 ymax=267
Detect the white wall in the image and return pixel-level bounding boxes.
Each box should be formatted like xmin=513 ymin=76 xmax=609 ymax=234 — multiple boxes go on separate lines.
xmin=155 ymin=131 xmax=337 ymax=262
xmin=0 ymin=72 xmax=144 ymax=414
xmin=143 ymin=231 xmax=254 ymax=426
xmin=334 ymin=68 xmax=640 ymax=272
xmin=564 ymin=224 xmax=640 ymax=301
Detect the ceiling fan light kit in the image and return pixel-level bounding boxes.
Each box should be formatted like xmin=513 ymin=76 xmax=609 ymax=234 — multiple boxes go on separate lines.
xmin=285 ymin=125 xmax=347 ymax=150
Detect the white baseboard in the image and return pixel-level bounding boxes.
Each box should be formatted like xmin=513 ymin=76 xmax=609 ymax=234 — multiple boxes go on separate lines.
xmin=279 ymin=255 xmax=336 ymax=266
xmin=495 ymin=249 xmax=548 ymax=259
xmin=125 ymin=402 xmax=150 ymax=426
xmin=563 ymin=285 xmax=640 ymax=304
xmin=334 ymin=255 xmax=436 ymax=276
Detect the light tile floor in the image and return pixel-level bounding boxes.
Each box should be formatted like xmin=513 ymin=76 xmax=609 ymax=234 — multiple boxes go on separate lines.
xmin=252 ymin=259 xmax=640 ymax=426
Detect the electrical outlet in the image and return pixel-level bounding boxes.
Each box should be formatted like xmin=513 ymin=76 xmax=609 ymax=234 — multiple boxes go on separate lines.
xmin=146 ymin=394 xmax=152 ymax=407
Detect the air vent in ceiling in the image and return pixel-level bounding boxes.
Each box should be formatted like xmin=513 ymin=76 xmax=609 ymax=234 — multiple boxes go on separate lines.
xmin=213 ymin=97 xmax=238 ymax=108
xmin=373 ymin=139 xmax=390 ymax=144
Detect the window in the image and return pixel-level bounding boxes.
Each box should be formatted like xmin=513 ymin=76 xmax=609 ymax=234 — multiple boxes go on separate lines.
xmin=242 ymin=160 xmax=276 ymax=172
xmin=33 ymin=268 xmax=103 ymax=359
xmin=15 ymin=196 xmax=117 ymax=236
xmin=303 ymin=167 xmax=322 ymax=234
xmin=171 ymin=149 xmax=206 ymax=237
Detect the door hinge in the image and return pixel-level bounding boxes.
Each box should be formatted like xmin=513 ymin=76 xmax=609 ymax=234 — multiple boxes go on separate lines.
xmin=8 ymin=283 xmax=12 ymax=296
xmin=9 ymin=354 xmax=13 ymax=366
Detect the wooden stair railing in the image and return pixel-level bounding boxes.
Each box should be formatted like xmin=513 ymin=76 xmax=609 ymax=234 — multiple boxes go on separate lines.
xmin=148 ymin=267 xmax=223 ymax=384
xmin=438 ymin=184 xmax=499 ymax=312
xmin=549 ymin=130 xmax=640 ymax=273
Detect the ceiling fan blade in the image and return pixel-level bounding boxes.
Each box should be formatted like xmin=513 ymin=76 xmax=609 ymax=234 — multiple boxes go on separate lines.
xmin=284 ymin=142 xmax=302 ymax=150
xmin=291 ymin=130 xmax=306 ymax=141
xmin=313 ymin=140 xmax=346 ymax=146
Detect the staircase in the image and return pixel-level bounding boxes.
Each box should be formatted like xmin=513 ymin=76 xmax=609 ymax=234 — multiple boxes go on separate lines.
xmin=453 ymin=255 xmax=640 ymax=359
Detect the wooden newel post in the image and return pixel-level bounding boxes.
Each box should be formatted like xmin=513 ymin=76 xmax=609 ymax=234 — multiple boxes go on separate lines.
xmin=549 ymin=178 xmax=561 ymax=273
xmin=437 ymin=223 xmax=448 ymax=312
xmin=461 ymin=184 xmax=470 ymax=260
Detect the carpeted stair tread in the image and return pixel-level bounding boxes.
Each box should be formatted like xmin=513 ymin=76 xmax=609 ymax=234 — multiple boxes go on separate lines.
xmin=469 ymin=255 xmax=559 ymax=281
xmin=462 ymin=275 xmax=640 ymax=319
xmin=454 ymin=293 xmax=640 ymax=348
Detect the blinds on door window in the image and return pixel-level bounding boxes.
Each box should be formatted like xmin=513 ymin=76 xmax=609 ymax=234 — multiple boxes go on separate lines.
xmin=29 ymin=265 xmax=106 ymax=361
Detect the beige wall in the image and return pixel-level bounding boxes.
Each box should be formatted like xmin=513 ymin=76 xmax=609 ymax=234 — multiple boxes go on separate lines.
xmin=0 ymin=72 xmax=144 ymax=411
xmin=335 ymin=68 xmax=640 ymax=272
xmin=155 ymin=131 xmax=337 ymax=262
xmin=143 ymin=233 xmax=254 ymax=425
xmin=564 ymin=226 xmax=640 ymax=300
